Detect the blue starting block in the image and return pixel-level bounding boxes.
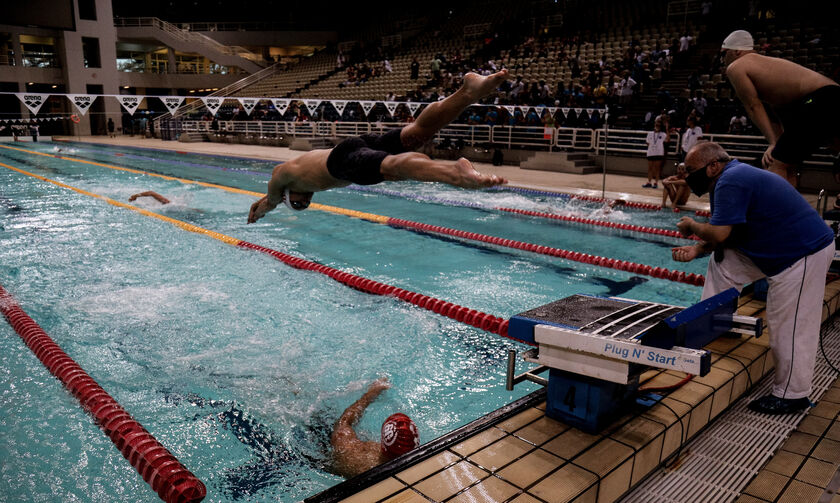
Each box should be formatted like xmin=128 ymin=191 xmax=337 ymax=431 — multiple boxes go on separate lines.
xmin=506 ymin=288 xmax=761 ymax=433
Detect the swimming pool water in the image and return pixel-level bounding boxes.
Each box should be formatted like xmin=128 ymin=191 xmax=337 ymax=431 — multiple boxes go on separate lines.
xmin=0 ymin=141 xmax=705 ymax=502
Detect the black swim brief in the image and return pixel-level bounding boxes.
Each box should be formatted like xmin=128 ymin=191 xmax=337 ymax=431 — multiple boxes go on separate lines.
xmin=326 ymin=128 xmax=410 ymax=185
xmin=772 ymin=85 xmax=840 ymax=165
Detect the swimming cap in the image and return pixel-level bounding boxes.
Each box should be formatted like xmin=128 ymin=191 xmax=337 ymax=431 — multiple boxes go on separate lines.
xmin=283 ymin=187 xmax=311 ymax=211
xmin=381 ymin=413 xmax=419 ymax=459
xmin=722 ymin=30 xmax=754 ymax=51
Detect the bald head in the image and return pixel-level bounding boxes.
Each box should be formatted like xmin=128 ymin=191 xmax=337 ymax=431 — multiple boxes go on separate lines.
xmin=686 ymin=141 xmax=730 ymax=172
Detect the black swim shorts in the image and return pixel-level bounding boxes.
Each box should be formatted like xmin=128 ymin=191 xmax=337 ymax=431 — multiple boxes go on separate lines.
xmin=772 ymin=85 xmax=840 ymax=165
xmin=326 ymin=128 xmax=410 ymax=185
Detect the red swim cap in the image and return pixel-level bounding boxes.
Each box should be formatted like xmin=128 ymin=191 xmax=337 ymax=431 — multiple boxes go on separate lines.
xmin=381 ymin=413 xmax=419 ymax=459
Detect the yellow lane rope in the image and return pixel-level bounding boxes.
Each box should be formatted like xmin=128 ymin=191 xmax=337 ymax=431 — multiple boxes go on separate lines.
xmin=0 ymin=144 xmax=390 ymax=224
xmin=0 ymin=160 xmax=242 ymax=245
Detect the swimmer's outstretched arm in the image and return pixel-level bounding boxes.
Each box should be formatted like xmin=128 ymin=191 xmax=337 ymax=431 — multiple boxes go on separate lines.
xmin=248 ymin=164 xmax=291 ymax=223
xmin=129 ymin=191 xmax=170 ymax=204
xmin=331 ymin=378 xmax=390 ymax=447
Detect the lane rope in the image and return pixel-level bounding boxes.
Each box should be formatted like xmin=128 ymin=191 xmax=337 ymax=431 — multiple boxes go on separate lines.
xmin=0 ymin=284 xmax=207 ymax=503
xmin=0 ymin=146 xmax=703 ymax=284
xmin=0 ymin=161 xmax=518 ymax=341
xmin=347 ymin=185 xmax=691 ymax=239
xmin=0 ymin=144 xmax=681 ymax=240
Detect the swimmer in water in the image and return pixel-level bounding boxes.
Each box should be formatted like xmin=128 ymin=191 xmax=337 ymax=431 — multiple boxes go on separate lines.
xmin=248 ymin=70 xmax=510 ymax=223
xmin=330 ymin=377 xmax=419 ymax=478
xmin=129 ymin=191 xmax=170 ymax=205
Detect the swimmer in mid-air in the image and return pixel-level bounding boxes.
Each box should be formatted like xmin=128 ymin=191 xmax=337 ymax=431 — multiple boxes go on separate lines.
xmin=129 ymin=191 xmax=170 ymax=204
xmin=330 ymin=377 xmax=419 ymax=478
xmin=248 ymin=70 xmax=510 ymax=223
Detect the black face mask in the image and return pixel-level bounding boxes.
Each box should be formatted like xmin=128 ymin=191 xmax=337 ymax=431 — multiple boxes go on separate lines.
xmin=686 ymin=167 xmax=713 ymax=196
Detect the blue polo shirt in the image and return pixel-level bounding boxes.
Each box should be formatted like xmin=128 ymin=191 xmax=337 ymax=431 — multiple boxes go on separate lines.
xmin=710 ymin=160 xmax=833 ymax=276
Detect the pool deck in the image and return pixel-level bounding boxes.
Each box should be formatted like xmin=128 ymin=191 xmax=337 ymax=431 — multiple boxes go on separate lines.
xmin=45 ymin=136 xmax=840 ymax=502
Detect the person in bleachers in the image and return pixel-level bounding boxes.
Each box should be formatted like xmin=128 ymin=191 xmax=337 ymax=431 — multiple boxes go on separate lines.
xmin=721 ymin=29 xmax=839 ymax=186
xmin=729 ymin=111 xmax=748 ymax=134
xmin=680 ymin=116 xmax=703 ymax=162
xmin=247 ymin=70 xmax=509 ymax=223
xmin=410 ymin=57 xmax=419 ymax=80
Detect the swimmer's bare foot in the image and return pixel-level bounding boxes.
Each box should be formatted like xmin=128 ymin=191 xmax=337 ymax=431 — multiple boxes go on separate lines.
xmin=453 ymin=157 xmax=508 ymax=188
xmin=461 ymin=69 xmax=510 ymax=101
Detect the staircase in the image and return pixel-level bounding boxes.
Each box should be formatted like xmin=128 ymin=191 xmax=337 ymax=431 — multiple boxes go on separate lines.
xmin=114 ymin=17 xmax=266 ymax=74
xmin=521 ymin=151 xmax=600 ymax=174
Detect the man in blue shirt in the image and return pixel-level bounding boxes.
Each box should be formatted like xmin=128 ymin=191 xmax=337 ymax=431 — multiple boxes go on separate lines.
xmin=672 ymin=142 xmax=834 ymax=415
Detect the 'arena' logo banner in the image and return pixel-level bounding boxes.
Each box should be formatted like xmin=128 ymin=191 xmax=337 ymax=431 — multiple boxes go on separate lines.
xmin=237 ymin=97 xmax=259 ymax=115
xmin=15 ymin=93 xmax=48 ymax=115
xmin=303 ymin=100 xmax=321 ymax=113
xmin=201 ymin=97 xmax=223 ymax=116
xmin=67 ymin=94 xmax=96 ymax=116
xmin=384 ymin=101 xmax=398 ymax=116
xmin=331 ymin=100 xmax=347 ymax=115
xmin=160 ymin=96 xmax=185 ymax=114
xmin=270 ymin=99 xmax=289 ymax=115
xmin=359 ymin=101 xmax=376 ymax=117
xmin=116 ymin=95 xmax=144 ymax=116
xmin=407 ymin=102 xmax=421 ymax=116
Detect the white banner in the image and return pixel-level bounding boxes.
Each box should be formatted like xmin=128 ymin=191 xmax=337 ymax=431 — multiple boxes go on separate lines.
xmin=548 ymin=107 xmax=557 ymax=115
xmin=15 ymin=93 xmax=48 ymax=115
xmin=200 ymin=97 xmax=223 ymax=116
xmin=560 ymin=107 xmax=570 ymax=117
xmin=116 ymin=95 xmax=144 ymax=116
xmin=270 ymin=98 xmax=289 ymax=115
xmin=237 ymin=97 xmax=260 ymax=115
xmin=384 ymin=101 xmax=398 ymax=116
xmin=407 ymin=102 xmax=421 ymax=115
xmin=574 ymin=107 xmax=583 ymax=115
xmin=161 ymin=96 xmax=184 ymax=114
xmin=67 ymin=94 xmax=96 ymax=116
xmin=331 ymin=100 xmax=347 ymax=115
xmin=359 ymin=101 xmax=376 ymax=116
xmin=536 ymin=106 xmax=546 ymax=116
xmin=502 ymin=105 xmax=515 ymax=115
xmin=303 ymin=99 xmax=321 ymax=113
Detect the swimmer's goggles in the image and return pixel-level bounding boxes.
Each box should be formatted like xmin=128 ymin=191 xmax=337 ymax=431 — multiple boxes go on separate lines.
xmin=283 ymin=187 xmax=311 ymax=211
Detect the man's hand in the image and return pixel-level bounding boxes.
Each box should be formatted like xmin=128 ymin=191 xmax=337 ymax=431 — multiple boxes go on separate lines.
xmin=672 ymin=245 xmax=701 ymax=262
xmin=762 ymin=144 xmax=775 ymax=169
xmin=368 ymin=377 xmax=391 ymax=394
xmin=248 ymin=196 xmax=278 ymax=224
xmin=676 ymin=216 xmax=696 ymax=237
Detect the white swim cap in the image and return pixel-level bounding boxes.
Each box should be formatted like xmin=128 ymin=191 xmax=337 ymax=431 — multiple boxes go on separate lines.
xmin=722 ymin=30 xmax=754 ymax=51
xmin=283 ymin=187 xmax=310 ymax=211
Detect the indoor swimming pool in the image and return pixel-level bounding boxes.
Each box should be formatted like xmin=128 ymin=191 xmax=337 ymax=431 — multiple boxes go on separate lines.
xmin=0 ymin=141 xmax=706 ymax=502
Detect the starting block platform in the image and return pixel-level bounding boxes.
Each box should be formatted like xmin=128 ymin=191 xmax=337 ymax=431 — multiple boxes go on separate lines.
xmin=506 ymin=288 xmax=762 ymax=432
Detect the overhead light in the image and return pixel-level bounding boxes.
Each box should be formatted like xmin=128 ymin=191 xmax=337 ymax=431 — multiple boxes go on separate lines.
xmin=189 ymin=89 xmax=195 ymax=93
xmin=123 ymin=85 xmax=130 ymax=89
xmin=28 ymin=82 xmax=34 ymax=85
xmin=51 ymin=85 xmax=57 ymax=88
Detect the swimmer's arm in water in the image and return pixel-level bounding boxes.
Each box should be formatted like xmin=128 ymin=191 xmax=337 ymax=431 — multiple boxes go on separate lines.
xmin=331 ymin=378 xmax=390 ymax=447
xmin=248 ymin=164 xmax=291 ymax=223
xmin=129 ymin=191 xmax=170 ymax=204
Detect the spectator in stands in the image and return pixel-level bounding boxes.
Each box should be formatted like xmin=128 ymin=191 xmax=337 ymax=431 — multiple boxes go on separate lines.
xmin=729 ymin=111 xmax=748 ymax=134
xmin=644 ymin=121 xmax=668 ymax=188
xmin=672 ymin=141 xmax=834 ymax=415
xmin=248 ymin=70 xmax=510 ymax=223
xmin=691 ymin=91 xmax=707 ymax=117
xmin=661 ymin=162 xmax=691 ymax=209
xmin=410 ymin=57 xmax=419 ymax=80
xmin=430 ymin=55 xmax=442 ymax=84
xmin=618 ymin=71 xmax=636 ymax=105
xmin=721 ymin=29 xmax=840 ymax=186
xmin=509 ymin=76 xmax=525 ymax=104
xmin=329 ymin=377 xmax=420 ymax=478
xmin=681 ymin=116 xmax=703 ymax=161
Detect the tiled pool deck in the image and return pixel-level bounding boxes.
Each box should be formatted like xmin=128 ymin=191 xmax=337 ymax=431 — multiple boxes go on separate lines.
xmin=54 ymin=137 xmax=840 ymax=502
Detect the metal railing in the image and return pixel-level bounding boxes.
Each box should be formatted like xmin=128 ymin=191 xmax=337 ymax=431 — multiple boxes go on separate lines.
xmin=158 ymin=120 xmax=835 ymax=167
xmin=113 ymin=17 xmax=263 ymax=62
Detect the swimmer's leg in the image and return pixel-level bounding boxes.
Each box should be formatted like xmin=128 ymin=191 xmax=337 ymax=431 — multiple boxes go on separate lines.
xmin=769 ymin=159 xmax=799 ymax=187
xmin=400 ymin=69 xmax=509 ymax=149
xmin=380 ymin=152 xmax=506 ymax=188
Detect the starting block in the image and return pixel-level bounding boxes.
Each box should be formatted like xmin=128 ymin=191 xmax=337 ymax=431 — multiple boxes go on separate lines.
xmin=505 ymin=288 xmax=761 ymax=432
